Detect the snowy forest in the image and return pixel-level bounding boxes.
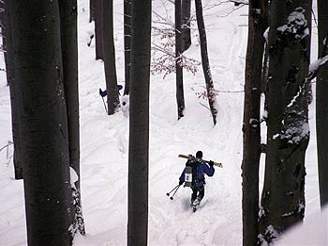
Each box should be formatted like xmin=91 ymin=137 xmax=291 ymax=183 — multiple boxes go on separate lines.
xmin=0 ymin=0 xmax=327 ymax=245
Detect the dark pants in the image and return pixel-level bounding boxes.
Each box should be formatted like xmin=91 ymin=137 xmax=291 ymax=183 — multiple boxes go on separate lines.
xmin=191 ymin=185 xmax=205 ymax=203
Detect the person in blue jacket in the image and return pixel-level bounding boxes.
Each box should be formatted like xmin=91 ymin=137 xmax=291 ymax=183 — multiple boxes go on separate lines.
xmin=179 ymin=151 xmax=215 ymax=206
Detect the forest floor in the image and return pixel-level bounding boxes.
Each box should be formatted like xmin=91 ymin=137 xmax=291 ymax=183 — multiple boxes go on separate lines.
xmin=0 ymin=0 xmax=322 ymax=245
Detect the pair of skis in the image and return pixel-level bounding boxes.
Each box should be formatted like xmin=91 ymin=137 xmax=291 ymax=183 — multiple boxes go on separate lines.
xmin=178 ymin=154 xmax=223 ymax=168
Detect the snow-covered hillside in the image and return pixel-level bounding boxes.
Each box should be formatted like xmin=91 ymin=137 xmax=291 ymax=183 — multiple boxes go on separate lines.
xmin=0 ymin=1 xmax=322 ymax=245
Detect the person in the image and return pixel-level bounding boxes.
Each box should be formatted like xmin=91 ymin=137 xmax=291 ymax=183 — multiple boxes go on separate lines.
xmin=179 ymin=151 xmax=215 ymax=207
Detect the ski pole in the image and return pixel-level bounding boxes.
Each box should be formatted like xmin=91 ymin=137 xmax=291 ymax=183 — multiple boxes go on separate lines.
xmin=101 ymin=96 xmax=108 ymax=114
xmin=166 ymin=184 xmax=180 ymax=197
xmin=169 ymin=185 xmax=181 ymax=200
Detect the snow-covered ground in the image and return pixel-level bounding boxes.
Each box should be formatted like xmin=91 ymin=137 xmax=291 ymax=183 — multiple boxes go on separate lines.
xmin=0 ymin=1 xmax=323 ymax=245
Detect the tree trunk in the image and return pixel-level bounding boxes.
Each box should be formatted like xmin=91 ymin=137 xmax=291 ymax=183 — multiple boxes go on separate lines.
xmin=259 ymin=1 xmax=312 ymax=243
xmin=58 ymin=0 xmax=85 ymax=236
xmin=11 ymin=0 xmax=72 ymax=245
xmin=195 ymin=0 xmax=217 ymax=125
xmin=102 ymin=0 xmax=119 ymax=115
xmin=95 ymin=0 xmax=104 ymax=60
xmin=124 ymin=0 xmax=132 ymax=95
xmin=181 ymin=0 xmax=191 ymax=52
xmin=242 ymin=1 xmax=268 ymax=245
xmin=3 ymin=0 xmax=23 ymax=180
xmin=89 ymin=0 xmax=95 ymax=23
xmin=127 ymin=0 xmax=151 ymax=245
xmin=175 ymin=0 xmax=185 ymax=119
xmin=316 ymin=0 xmax=328 ymax=208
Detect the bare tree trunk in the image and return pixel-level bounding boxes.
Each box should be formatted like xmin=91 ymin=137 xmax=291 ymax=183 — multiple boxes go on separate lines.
xmin=11 ymin=0 xmax=72 ymax=244
xmin=195 ymin=0 xmax=217 ymax=125
xmin=103 ymin=0 xmax=119 ymax=115
xmin=124 ymin=0 xmax=132 ymax=95
xmin=3 ymin=0 xmax=23 ymax=180
xmin=175 ymin=0 xmax=185 ymax=119
xmin=127 ymin=0 xmax=151 ymax=245
xmin=95 ymin=0 xmax=104 ymax=60
xmin=316 ymin=0 xmax=328 ymax=208
xmin=58 ymin=0 xmax=85 ymax=236
xmin=259 ymin=1 xmax=312 ymax=243
xmin=242 ymin=1 xmax=268 ymax=245
xmin=181 ymin=0 xmax=191 ymax=52
xmin=89 ymin=0 xmax=95 ymax=23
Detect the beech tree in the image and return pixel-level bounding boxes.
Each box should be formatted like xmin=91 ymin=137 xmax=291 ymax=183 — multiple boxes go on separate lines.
xmin=242 ymin=0 xmax=268 ymax=245
xmin=11 ymin=0 xmax=72 ymax=244
xmin=259 ymin=1 xmax=312 ymax=243
xmin=195 ymin=0 xmax=218 ymax=125
xmin=102 ymin=0 xmax=119 ymax=114
xmin=127 ymin=0 xmax=152 ymax=245
xmin=175 ymin=0 xmax=185 ymax=119
xmin=59 ymin=0 xmax=85 ymax=236
xmin=316 ymin=0 xmax=328 ymax=208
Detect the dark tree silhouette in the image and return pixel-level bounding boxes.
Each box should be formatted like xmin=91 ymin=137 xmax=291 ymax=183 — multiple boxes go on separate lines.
xmin=259 ymin=1 xmax=312 ymax=243
xmin=181 ymin=0 xmax=191 ymax=52
xmin=316 ymin=0 xmax=328 ymax=208
xmin=3 ymin=0 xmax=23 ymax=180
xmin=58 ymin=0 xmax=85 ymax=236
xmin=175 ymin=0 xmax=185 ymax=119
xmin=195 ymin=0 xmax=217 ymax=125
xmin=127 ymin=0 xmax=152 ymax=245
xmin=242 ymin=0 xmax=268 ymax=245
xmin=89 ymin=0 xmax=95 ymax=22
xmin=124 ymin=0 xmax=132 ymax=95
xmin=11 ymin=0 xmax=72 ymax=244
xmin=95 ymin=0 xmax=104 ymax=60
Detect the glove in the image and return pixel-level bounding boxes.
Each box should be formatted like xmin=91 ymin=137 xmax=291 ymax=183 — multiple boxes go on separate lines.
xmin=179 ymin=180 xmax=184 ymax=185
xmin=209 ymin=160 xmax=214 ymax=167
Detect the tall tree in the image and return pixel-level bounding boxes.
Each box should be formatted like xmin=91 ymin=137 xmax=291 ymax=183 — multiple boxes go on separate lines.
xmin=89 ymin=0 xmax=95 ymax=23
xmin=102 ymin=0 xmax=119 ymax=114
xmin=181 ymin=0 xmax=191 ymax=52
xmin=175 ymin=0 xmax=185 ymax=119
xmin=95 ymin=0 xmax=104 ymax=60
xmin=11 ymin=0 xmax=72 ymax=244
xmin=3 ymin=0 xmax=23 ymax=180
xmin=124 ymin=0 xmax=132 ymax=95
xmin=127 ymin=0 xmax=151 ymax=245
xmin=316 ymin=0 xmax=328 ymax=208
xmin=58 ymin=0 xmax=85 ymax=236
xmin=259 ymin=1 xmax=312 ymax=243
xmin=242 ymin=0 xmax=268 ymax=245
xmin=195 ymin=0 xmax=218 ymax=125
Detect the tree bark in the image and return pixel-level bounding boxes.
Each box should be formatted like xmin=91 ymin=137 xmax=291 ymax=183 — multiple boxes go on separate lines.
xmin=195 ymin=0 xmax=217 ymax=125
xmin=95 ymin=0 xmax=104 ymax=60
xmin=11 ymin=0 xmax=72 ymax=245
xmin=58 ymin=0 xmax=85 ymax=236
xmin=127 ymin=0 xmax=151 ymax=245
xmin=89 ymin=0 xmax=95 ymax=23
xmin=316 ymin=0 xmax=328 ymax=208
xmin=124 ymin=0 xmax=132 ymax=95
xmin=181 ymin=0 xmax=191 ymax=52
xmin=3 ymin=0 xmax=23 ymax=180
xmin=102 ymin=0 xmax=119 ymax=115
xmin=175 ymin=0 xmax=185 ymax=119
xmin=259 ymin=1 xmax=312 ymax=243
xmin=242 ymin=1 xmax=268 ymax=245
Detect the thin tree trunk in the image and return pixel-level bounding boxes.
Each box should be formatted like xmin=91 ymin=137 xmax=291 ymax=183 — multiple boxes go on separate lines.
xmin=3 ymin=0 xmax=23 ymax=180
xmin=259 ymin=1 xmax=312 ymax=243
xmin=175 ymin=0 xmax=185 ymax=119
xmin=11 ymin=0 xmax=72 ymax=244
xmin=316 ymin=0 xmax=328 ymax=208
xmin=58 ymin=0 xmax=85 ymax=236
xmin=95 ymin=0 xmax=104 ymax=60
xmin=103 ymin=0 xmax=119 ymax=115
xmin=127 ymin=0 xmax=151 ymax=245
xmin=195 ymin=0 xmax=217 ymax=125
xmin=89 ymin=0 xmax=95 ymax=23
xmin=242 ymin=1 xmax=268 ymax=245
xmin=181 ymin=0 xmax=191 ymax=52
xmin=124 ymin=0 xmax=132 ymax=95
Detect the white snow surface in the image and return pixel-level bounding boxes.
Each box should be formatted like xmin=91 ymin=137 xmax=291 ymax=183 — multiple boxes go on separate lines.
xmin=0 ymin=1 xmax=323 ymax=245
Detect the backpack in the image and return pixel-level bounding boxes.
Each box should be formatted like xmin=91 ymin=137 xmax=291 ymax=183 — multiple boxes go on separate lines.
xmin=184 ymin=160 xmax=199 ymax=188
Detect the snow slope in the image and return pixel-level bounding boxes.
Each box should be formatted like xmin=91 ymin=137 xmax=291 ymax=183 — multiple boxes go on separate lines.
xmin=0 ymin=1 xmax=322 ymax=245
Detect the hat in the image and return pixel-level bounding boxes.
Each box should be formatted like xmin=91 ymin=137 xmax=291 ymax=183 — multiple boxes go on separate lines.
xmin=196 ymin=151 xmax=203 ymax=159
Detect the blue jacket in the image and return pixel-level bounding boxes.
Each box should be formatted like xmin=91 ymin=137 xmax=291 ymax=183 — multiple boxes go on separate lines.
xmin=179 ymin=159 xmax=215 ymax=188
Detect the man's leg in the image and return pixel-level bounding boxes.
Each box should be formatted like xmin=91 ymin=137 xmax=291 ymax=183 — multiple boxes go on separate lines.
xmin=197 ymin=186 xmax=205 ymax=202
xmin=191 ymin=186 xmax=197 ymax=205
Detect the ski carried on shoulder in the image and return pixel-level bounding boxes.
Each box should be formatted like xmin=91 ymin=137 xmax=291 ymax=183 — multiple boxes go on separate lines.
xmin=178 ymin=154 xmax=223 ymax=168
